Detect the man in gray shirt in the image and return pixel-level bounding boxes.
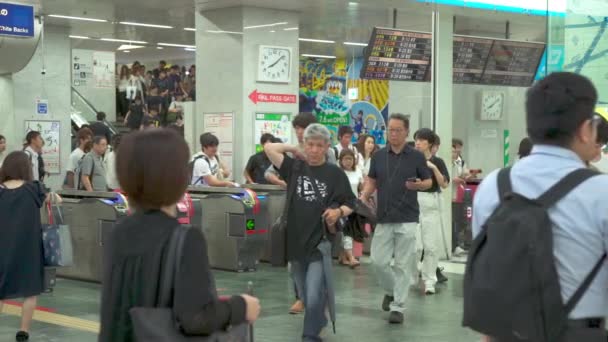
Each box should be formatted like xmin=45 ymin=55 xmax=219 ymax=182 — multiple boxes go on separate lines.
xmin=472 ymin=73 xmax=608 ymax=340
xmin=80 ymin=136 xmax=108 ymax=192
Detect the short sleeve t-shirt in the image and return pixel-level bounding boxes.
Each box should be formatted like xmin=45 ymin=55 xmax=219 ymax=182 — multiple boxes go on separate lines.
xmin=67 ymin=148 xmax=86 ymax=173
xmin=422 ymin=155 xmax=450 ymax=193
xmin=245 ymin=152 xmax=272 ymax=184
xmin=191 ymin=153 xmax=219 ymax=185
xmin=147 ymin=96 xmax=164 ymax=112
xmin=80 ymin=153 xmax=108 ymax=191
xmin=279 ymin=156 xmax=356 ymax=261
xmin=344 ymin=169 xmax=363 ymax=196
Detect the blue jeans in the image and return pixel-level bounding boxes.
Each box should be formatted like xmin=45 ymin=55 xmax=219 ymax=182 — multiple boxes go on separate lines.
xmin=291 ymin=249 xmax=328 ymax=341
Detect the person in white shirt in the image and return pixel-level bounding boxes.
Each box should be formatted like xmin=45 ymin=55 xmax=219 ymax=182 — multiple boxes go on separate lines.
xmin=0 ymin=135 xmax=6 ymax=168
xmin=117 ymin=65 xmax=130 ymax=118
xmin=64 ymin=127 xmax=93 ymax=189
xmin=338 ymin=149 xmax=363 ymax=268
xmin=191 ymin=133 xmax=237 ymax=187
xmin=356 ymin=133 xmax=377 ymax=178
xmin=23 ymin=131 xmax=45 ymax=182
xmin=333 ymin=125 xmax=357 ymax=161
xmin=104 ymin=134 xmax=122 ymax=191
xmin=451 ymin=138 xmax=471 ymax=255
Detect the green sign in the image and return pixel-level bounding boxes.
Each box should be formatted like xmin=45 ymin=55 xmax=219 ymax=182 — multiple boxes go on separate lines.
xmin=246 ymin=219 xmax=255 ymax=231
xmin=254 ymin=113 xmax=292 ymax=153
xmin=503 ymin=130 xmax=510 ymax=167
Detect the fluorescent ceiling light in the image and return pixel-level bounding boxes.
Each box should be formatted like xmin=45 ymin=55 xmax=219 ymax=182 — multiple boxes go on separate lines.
xmin=69 ymin=35 xmax=90 ymax=39
xmin=184 ymin=28 xmax=196 ymax=31
xmin=117 ymin=44 xmax=145 ymax=51
xmin=48 ymin=14 xmax=107 ymax=23
xmin=157 ymin=42 xmax=196 ymax=48
xmin=299 ymin=38 xmax=335 ymax=44
xmin=119 ymin=22 xmax=173 ymax=29
xmin=156 ymin=47 xmax=164 ymax=50
xmin=301 ymin=54 xmax=336 ymax=59
xmin=349 ymin=2 xmax=359 ymax=6
xmin=101 ymin=38 xmax=147 ymax=44
xmin=123 ymin=50 xmax=131 ymax=53
xmin=270 ymin=30 xmax=276 ymax=33
xmin=185 ymin=48 xmax=196 ymax=51
xmin=244 ymin=22 xmax=288 ymax=29
xmin=284 ymin=27 xmax=299 ymax=31
xmin=344 ymin=41 xmax=368 ymax=46
xmin=206 ymin=30 xmax=243 ymax=35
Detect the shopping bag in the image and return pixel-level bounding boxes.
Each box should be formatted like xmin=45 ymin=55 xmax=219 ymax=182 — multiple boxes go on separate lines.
xmin=41 ymin=200 xmax=74 ymax=267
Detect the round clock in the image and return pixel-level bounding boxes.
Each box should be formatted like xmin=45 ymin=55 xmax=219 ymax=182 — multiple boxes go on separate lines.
xmin=480 ymin=91 xmax=504 ymax=121
xmin=258 ymin=45 xmax=292 ymax=83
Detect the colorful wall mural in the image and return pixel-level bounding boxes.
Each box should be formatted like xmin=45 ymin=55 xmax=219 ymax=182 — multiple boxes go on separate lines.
xmin=299 ymin=57 xmax=389 ymax=145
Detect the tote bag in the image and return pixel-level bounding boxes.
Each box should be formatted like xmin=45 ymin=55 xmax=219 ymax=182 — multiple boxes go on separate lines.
xmin=41 ymin=198 xmax=74 ymax=267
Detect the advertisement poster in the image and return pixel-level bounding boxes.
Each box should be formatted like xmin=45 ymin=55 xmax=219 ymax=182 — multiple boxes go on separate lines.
xmin=24 ymin=120 xmax=61 ymax=174
xmin=93 ymin=51 xmax=115 ymax=88
xmin=254 ymin=113 xmax=292 ymax=152
xmin=299 ymin=57 xmax=389 ymax=145
xmin=203 ymin=112 xmax=234 ymax=172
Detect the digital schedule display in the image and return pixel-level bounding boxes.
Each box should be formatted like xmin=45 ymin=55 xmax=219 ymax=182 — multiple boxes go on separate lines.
xmin=360 ymin=27 xmax=432 ymax=82
xmin=480 ymin=40 xmax=545 ymax=87
xmin=453 ymin=35 xmax=494 ymax=84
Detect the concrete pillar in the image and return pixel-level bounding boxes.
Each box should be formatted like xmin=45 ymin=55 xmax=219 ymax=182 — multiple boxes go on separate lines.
xmin=0 ymin=75 xmax=16 ymax=151
xmin=195 ymin=6 xmax=299 ymax=183
xmin=432 ymin=9 xmax=454 ymax=259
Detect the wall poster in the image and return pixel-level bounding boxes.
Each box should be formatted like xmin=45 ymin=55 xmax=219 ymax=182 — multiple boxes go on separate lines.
xmin=202 ymin=112 xmax=234 ymax=173
xmin=254 ymin=113 xmax=292 ymax=152
xmin=24 ymin=120 xmax=61 ymax=174
xmin=93 ymin=51 xmax=115 ymax=88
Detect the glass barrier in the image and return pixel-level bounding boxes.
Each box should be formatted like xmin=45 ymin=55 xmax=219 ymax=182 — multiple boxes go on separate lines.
xmin=71 ymin=87 xmax=118 ymax=135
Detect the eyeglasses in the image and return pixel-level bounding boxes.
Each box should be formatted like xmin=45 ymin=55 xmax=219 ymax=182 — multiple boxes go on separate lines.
xmin=388 ymin=128 xmax=405 ymax=134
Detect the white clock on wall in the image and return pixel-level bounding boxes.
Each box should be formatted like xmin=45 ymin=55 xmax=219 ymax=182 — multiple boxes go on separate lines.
xmin=258 ymin=45 xmax=292 ymax=83
xmin=480 ymin=91 xmax=505 ymax=121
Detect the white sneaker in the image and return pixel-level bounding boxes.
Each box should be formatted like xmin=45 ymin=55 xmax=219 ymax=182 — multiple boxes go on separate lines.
xmin=425 ymin=285 xmax=436 ymax=295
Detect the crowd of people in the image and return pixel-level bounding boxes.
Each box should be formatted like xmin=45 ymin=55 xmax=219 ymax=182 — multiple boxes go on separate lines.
xmin=3 ymin=71 xmax=608 ymax=341
xmin=117 ymin=60 xmax=194 ymax=132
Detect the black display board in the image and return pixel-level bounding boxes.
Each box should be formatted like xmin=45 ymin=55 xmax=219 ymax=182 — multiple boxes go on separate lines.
xmin=453 ymin=35 xmax=494 ymax=84
xmin=480 ymin=40 xmax=545 ymax=87
xmin=360 ymin=27 xmax=432 ymax=82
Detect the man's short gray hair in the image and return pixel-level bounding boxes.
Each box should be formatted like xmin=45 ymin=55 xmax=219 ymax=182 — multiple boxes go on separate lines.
xmin=304 ymin=123 xmax=331 ymax=144
xmin=389 ymin=113 xmax=410 ymax=129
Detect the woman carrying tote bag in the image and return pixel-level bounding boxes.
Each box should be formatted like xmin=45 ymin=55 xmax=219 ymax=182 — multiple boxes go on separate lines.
xmin=0 ymin=151 xmax=61 ymax=342
xmin=99 ymin=129 xmax=260 ymax=342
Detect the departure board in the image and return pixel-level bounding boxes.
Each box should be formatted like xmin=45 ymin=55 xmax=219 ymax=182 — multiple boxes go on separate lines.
xmin=453 ymin=35 xmax=493 ymax=84
xmin=361 ymin=27 xmax=432 ymax=82
xmin=480 ymin=40 xmax=545 ymax=87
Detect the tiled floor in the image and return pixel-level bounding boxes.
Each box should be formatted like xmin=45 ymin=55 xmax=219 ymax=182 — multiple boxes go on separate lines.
xmin=0 ymin=260 xmax=478 ymax=342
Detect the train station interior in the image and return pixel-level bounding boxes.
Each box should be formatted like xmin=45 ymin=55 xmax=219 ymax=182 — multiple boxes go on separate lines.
xmin=1 ymin=0 xmax=608 ymax=341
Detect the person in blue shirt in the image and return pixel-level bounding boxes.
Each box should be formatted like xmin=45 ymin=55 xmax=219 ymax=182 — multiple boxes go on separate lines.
xmin=472 ymin=72 xmax=608 ymax=341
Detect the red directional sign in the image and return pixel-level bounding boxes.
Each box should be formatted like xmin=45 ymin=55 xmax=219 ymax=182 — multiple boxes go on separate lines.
xmin=248 ymin=89 xmax=297 ymax=104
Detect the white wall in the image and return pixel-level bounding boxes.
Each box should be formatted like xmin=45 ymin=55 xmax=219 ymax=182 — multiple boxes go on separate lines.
xmin=11 ymin=26 xmax=72 ymax=191
xmin=389 ymin=81 xmax=432 ymax=134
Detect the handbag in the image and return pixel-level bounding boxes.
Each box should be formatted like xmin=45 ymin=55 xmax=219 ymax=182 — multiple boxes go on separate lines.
xmin=129 ymin=225 xmax=252 ymax=342
xmin=41 ymin=197 xmax=74 ymax=267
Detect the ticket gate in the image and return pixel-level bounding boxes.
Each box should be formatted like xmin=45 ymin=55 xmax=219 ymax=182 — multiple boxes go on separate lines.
xmin=187 ymin=186 xmax=269 ymax=272
xmin=242 ymin=184 xmax=286 ymax=264
xmin=54 ymin=190 xmax=129 ymax=282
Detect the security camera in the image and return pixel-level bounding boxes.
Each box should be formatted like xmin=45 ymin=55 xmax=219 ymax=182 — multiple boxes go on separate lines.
xmin=41 ymin=69 xmax=46 ymax=75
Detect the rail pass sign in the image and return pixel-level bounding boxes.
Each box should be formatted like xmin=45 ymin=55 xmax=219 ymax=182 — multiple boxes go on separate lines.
xmin=0 ymin=2 xmax=34 ymax=38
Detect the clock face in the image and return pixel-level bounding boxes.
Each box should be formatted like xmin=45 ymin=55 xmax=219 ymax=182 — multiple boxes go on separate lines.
xmin=258 ymin=46 xmax=291 ymax=83
xmin=481 ymin=92 xmax=504 ymax=120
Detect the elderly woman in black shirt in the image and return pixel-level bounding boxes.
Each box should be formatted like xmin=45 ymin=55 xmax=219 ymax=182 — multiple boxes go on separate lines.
xmin=99 ymin=129 xmax=260 ymax=342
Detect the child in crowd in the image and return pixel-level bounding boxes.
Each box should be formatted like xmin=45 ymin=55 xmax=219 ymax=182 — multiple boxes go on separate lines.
xmin=338 ymin=149 xmax=363 ymax=268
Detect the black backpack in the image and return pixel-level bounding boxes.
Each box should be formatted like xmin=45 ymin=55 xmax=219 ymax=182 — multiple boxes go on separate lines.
xmin=188 ymin=155 xmax=211 ymax=185
xmin=463 ymin=167 xmax=606 ymax=342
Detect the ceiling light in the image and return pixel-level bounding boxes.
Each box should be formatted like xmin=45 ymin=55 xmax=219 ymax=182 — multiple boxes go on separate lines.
xmin=301 ymin=54 xmax=336 ymax=59
xmin=100 ymin=38 xmax=147 ymax=44
xmin=117 ymin=44 xmax=145 ymax=51
xmin=299 ymin=38 xmax=335 ymax=44
xmin=244 ymin=22 xmax=288 ymax=29
xmin=119 ymin=22 xmax=173 ymax=29
xmin=156 ymin=47 xmax=164 ymax=50
xmin=184 ymin=28 xmax=196 ymax=31
xmin=69 ymin=35 xmax=90 ymax=39
xmin=48 ymin=14 xmax=108 ymax=23
xmin=206 ymin=30 xmax=243 ymax=35
xmin=284 ymin=27 xmax=299 ymax=31
xmin=270 ymin=30 xmax=276 ymax=33
xmin=124 ymin=50 xmax=131 ymax=53
xmin=157 ymin=42 xmax=196 ymax=48
xmin=185 ymin=48 xmax=196 ymax=51
xmin=348 ymin=2 xmax=359 ymax=6
xmin=344 ymin=41 xmax=368 ymax=46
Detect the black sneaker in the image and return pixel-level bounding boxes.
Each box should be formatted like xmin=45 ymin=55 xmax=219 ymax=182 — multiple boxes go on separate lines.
xmin=388 ymin=311 xmax=404 ymax=324
xmin=16 ymin=331 xmax=29 ymax=341
xmin=382 ymin=295 xmax=394 ymax=312
xmin=436 ymin=267 xmax=448 ymax=283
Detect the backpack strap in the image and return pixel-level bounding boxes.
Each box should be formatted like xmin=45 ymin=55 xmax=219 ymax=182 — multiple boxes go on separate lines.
xmin=565 ymin=253 xmax=607 ymax=314
xmin=536 ymin=168 xmax=599 ymax=208
xmin=496 ymin=167 xmax=513 ymax=201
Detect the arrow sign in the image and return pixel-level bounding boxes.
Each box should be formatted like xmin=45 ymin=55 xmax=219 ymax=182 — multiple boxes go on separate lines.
xmin=248 ymin=89 xmax=297 ymax=105
xmin=246 ymin=219 xmax=255 ymax=230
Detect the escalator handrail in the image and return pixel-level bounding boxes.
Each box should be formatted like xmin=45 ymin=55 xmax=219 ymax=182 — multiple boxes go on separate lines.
xmin=72 ymin=87 xmax=119 ymax=135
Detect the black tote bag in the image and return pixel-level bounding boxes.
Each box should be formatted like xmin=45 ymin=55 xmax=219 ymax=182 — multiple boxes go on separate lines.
xmin=129 ymin=225 xmax=252 ymax=342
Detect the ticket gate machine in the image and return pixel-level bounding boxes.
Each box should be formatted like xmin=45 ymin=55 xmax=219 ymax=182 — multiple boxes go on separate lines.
xmin=242 ymin=184 xmax=286 ymax=265
xmin=187 ymin=186 xmax=269 ymax=272
xmin=54 ymin=190 xmax=129 ymax=282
